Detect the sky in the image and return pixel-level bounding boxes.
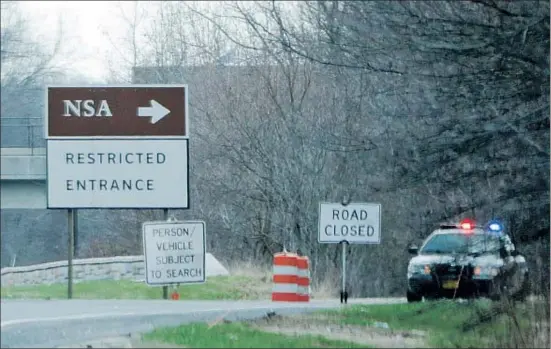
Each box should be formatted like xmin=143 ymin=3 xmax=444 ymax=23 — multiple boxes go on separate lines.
xmin=18 ymin=1 xmax=143 ymax=82
xmin=14 ymin=1 xmax=295 ymax=82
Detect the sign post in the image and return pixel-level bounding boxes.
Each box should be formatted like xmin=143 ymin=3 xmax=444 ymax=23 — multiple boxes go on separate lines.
xmin=67 ymin=208 xmax=75 ymax=299
xmin=162 ymin=208 xmax=169 ymax=300
xmin=318 ymin=201 xmax=381 ymax=304
xmin=45 ymin=85 xmax=189 ymax=299
xmin=142 ymin=220 xmax=206 ymax=287
xmin=73 ymin=209 xmax=79 ymax=257
xmin=340 ymin=240 xmax=349 ymax=304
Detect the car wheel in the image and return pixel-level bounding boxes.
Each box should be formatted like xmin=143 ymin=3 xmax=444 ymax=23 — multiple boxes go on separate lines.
xmin=407 ymin=290 xmax=422 ymax=303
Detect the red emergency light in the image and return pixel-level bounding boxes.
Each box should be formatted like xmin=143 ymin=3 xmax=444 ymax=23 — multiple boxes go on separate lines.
xmin=459 ymin=218 xmax=475 ymax=232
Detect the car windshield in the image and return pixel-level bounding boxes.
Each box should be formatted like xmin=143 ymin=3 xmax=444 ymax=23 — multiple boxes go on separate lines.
xmin=420 ymin=233 xmax=501 ymax=255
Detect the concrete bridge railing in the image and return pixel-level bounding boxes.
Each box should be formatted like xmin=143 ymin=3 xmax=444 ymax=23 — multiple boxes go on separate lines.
xmin=1 ymin=147 xmax=47 ymax=208
xmin=0 ymin=147 xmax=46 ymax=180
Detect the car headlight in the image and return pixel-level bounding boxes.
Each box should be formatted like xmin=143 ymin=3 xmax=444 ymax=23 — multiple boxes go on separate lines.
xmin=474 ymin=265 xmax=499 ymax=277
xmin=408 ymin=264 xmax=431 ymax=275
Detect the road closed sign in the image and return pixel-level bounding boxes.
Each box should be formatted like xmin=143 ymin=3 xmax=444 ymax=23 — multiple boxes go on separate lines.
xmin=318 ymin=202 xmax=381 ymax=244
xmin=142 ymin=220 xmax=206 ymax=285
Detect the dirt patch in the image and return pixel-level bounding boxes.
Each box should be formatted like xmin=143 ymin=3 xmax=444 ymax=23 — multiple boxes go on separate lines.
xmin=249 ymin=314 xmax=428 ymax=348
xmin=55 ymin=336 xmax=185 ymax=348
xmin=55 ymin=337 xmax=133 ymax=348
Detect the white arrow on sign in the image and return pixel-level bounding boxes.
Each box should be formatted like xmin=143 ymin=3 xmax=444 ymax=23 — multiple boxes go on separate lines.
xmin=137 ymin=100 xmax=171 ymax=124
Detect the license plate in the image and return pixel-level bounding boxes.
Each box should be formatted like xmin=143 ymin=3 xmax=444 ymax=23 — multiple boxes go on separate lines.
xmin=442 ymin=280 xmax=459 ymax=289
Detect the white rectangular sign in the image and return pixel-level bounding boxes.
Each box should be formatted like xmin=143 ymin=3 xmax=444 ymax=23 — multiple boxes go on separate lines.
xmin=143 ymin=220 xmax=206 ymax=285
xmin=46 ymin=139 xmax=189 ymax=209
xmin=318 ymin=202 xmax=381 ymax=244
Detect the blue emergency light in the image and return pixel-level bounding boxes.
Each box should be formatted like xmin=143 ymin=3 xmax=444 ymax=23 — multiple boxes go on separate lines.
xmin=486 ymin=220 xmax=504 ymax=234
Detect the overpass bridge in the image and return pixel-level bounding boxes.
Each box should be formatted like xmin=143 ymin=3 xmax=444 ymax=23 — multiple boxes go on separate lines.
xmin=1 ymin=147 xmax=46 ymax=209
xmin=1 ymin=117 xmax=47 ymax=209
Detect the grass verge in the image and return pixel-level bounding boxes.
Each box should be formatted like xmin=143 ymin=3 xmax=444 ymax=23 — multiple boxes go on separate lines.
xmin=0 ymin=260 xmax=336 ymax=301
xmin=140 ymin=299 xmax=549 ymax=348
xmin=320 ymin=298 xmax=549 ymax=348
xmin=0 ymin=275 xmax=270 ymax=300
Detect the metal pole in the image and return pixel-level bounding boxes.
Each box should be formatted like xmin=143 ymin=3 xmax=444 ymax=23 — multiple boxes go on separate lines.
xmin=340 ymin=241 xmax=348 ymax=304
xmin=340 ymin=197 xmax=350 ymax=305
xmin=162 ymin=208 xmax=169 ymax=300
xmin=73 ymin=209 xmax=79 ymax=258
xmin=68 ymin=209 xmax=75 ymax=299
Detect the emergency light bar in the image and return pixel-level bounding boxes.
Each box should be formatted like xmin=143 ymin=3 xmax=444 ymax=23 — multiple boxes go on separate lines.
xmin=439 ymin=218 xmax=477 ymax=231
xmin=438 ymin=218 xmax=505 ymax=236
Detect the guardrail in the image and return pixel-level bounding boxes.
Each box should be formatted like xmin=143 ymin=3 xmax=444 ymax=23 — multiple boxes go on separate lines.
xmin=0 ymin=117 xmax=45 ymax=148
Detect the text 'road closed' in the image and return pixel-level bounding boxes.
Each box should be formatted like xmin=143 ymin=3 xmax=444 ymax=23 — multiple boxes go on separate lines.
xmin=324 ymin=224 xmax=376 ymax=237
xmin=318 ymin=202 xmax=381 ymax=244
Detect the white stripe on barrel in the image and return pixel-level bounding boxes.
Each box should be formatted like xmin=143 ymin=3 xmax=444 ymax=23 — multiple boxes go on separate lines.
xmin=273 ymin=265 xmax=298 ymax=275
xmin=272 ymin=282 xmax=298 ymax=294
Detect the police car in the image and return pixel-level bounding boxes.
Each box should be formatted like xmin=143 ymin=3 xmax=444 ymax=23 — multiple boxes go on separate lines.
xmin=406 ymin=219 xmax=530 ymax=302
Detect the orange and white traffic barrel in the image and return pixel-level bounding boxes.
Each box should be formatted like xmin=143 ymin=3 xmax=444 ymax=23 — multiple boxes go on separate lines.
xmin=272 ymin=252 xmax=299 ymax=302
xmin=296 ymin=256 xmax=310 ymax=302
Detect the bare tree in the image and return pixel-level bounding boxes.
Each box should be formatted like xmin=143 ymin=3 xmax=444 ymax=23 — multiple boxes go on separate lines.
xmin=179 ymin=0 xmax=549 ymax=294
xmin=98 ymin=1 xmax=242 ymax=257
xmin=1 ymin=1 xmax=70 ymax=149
xmin=0 ymin=2 xmax=80 ymax=267
xmin=0 ymin=1 xmax=65 ymax=86
xmin=102 ymin=0 xmax=549 ymax=299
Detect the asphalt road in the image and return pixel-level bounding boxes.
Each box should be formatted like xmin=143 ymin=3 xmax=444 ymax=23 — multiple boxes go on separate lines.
xmin=0 ymin=298 xmax=405 ymax=348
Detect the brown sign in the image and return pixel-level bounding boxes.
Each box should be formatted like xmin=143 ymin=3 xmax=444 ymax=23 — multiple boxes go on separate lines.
xmin=47 ymin=86 xmax=187 ymax=137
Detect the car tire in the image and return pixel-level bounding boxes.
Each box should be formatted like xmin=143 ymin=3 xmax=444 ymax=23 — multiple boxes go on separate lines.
xmin=407 ymin=290 xmax=422 ymax=303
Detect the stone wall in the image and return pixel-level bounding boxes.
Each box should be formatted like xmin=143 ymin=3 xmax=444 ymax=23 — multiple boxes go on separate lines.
xmin=1 ymin=254 xmax=229 ymax=286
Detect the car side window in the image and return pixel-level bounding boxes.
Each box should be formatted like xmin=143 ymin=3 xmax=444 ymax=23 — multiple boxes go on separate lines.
xmin=468 ymin=234 xmax=501 ymax=254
